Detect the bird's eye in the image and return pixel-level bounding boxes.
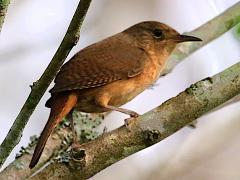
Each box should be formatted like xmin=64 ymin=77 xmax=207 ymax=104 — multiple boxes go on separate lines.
xmin=153 ymin=29 xmax=163 ymax=39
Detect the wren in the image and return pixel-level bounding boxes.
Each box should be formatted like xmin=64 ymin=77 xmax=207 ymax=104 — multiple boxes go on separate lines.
xmin=29 ymin=21 xmax=201 ymax=168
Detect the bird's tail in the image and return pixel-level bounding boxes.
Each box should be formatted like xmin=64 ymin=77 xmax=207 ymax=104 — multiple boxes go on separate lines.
xmin=29 ymin=92 xmax=78 ymax=169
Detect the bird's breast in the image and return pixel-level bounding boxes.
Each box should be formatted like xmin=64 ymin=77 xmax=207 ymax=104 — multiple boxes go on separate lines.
xmin=105 ymin=57 xmax=163 ymax=106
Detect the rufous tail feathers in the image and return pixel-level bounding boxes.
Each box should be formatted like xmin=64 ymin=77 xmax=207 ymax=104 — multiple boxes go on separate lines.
xmin=29 ymin=92 xmax=78 ymax=168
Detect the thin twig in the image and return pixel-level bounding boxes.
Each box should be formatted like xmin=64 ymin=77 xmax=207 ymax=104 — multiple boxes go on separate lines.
xmin=162 ymin=1 xmax=240 ymax=75
xmin=0 ymin=0 xmax=92 ymax=168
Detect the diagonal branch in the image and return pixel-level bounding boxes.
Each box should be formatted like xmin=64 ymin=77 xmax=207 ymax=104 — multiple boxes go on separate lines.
xmin=0 ymin=113 xmax=104 ymax=180
xmin=0 ymin=0 xmax=92 ymax=168
xmin=163 ymin=1 xmax=240 ymax=74
xmin=0 ymin=0 xmax=11 ymax=32
xmin=0 ymin=127 xmax=70 ymax=180
xmin=31 ymin=61 xmax=240 ymax=180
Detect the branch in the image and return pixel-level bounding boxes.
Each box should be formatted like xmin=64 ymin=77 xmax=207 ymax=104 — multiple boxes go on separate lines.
xmin=0 ymin=113 xmax=104 ymax=180
xmin=162 ymin=1 xmax=240 ymax=75
xmin=0 ymin=127 xmax=70 ymax=180
xmin=0 ymin=0 xmax=10 ymax=32
xmin=31 ymin=61 xmax=240 ymax=180
xmin=0 ymin=0 xmax=92 ymax=168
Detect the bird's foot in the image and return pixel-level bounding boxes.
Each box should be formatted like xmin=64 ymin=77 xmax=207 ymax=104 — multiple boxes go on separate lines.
xmin=124 ymin=113 xmax=140 ymax=129
xmin=124 ymin=117 xmax=134 ymax=127
xmin=130 ymin=111 xmax=140 ymax=118
xmin=71 ymin=142 xmax=82 ymax=150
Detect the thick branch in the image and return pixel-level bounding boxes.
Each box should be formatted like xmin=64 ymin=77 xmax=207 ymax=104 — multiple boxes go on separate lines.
xmin=0 ymin=0 xmax=92 ymax=168
xmin=163 ymin=1 xmax=240 ymax=74
xmin=0 ymin=113 xmax=104 ymax=180
xmin=0 ymin=0 xmax=10 ymax=32
xmin=0 ymin=127 xmax=70 ymax=180
xmin=31 ymin=62 xmax=240 ymax=179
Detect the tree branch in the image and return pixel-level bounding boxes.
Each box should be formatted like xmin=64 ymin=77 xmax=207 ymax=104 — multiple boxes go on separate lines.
xmin=0 ymin=127 xmax=70 ymax=180
xmin=162 ymin=1 xmax=240 ymax=74
xmin=0 ymin=0 xmax=92 ymax=168
xmin=31 ymin=61 xmax=240 ymax=180
xmin=0 ymin=0 xmax=10 ymax=32
xmin=0 ymin=113 xmax=104 ymax=180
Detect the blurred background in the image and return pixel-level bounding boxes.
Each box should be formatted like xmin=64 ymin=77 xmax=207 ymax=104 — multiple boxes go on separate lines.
xmin=0 ymin=0 xmax=240 ymax=179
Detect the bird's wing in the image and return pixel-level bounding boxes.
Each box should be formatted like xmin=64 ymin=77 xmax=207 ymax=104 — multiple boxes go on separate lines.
xmin=50 ymin=34 xmax=147 ymax=93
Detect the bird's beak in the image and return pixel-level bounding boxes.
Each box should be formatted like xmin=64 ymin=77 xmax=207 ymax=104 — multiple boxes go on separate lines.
xmin=174 ymin=34 xmax=202 ymax=43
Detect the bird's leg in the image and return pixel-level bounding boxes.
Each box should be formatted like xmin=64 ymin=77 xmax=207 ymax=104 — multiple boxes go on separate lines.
xmin=104 ymin=105 xmax=139 ymax=117
xmin=104 ymin=105 xmax=139 ymax=126
xmin=96 ymin=96 xmax=139 ymax=126
xmin=68 ymin=110 xmax=80 ymax=148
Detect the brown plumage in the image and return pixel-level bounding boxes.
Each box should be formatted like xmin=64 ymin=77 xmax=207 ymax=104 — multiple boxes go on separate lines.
xmin=29 ymin=21 xmax=201 ymax=168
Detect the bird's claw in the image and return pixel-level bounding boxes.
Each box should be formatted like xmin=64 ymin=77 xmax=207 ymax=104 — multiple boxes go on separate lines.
xmin=124 ymin=113 xmax=139 ymax=129
xmin=130 ymin=112 xmax=139 ymax=118
xmin=71 ymin=142 xmax=81 ymax=150
xmin=124 ymin=117 xmax=134 ymax=127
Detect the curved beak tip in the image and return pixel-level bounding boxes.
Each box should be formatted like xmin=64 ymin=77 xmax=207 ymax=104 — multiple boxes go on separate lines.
xmin=178 ymin=35 xmax=202 ymax=42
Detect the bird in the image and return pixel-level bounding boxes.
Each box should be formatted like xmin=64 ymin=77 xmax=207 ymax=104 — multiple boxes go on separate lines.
xmin=29 ymin=21 xmax=201 ymax=168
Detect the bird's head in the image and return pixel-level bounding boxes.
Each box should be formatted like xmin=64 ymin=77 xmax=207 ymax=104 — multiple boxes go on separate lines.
xmin=124 ymin=21 xmax=202 ymax=55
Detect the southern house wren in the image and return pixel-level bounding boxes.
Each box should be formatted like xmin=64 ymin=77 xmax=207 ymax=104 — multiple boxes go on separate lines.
xmin=29 ymin=21 xmax=201 ymax=168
